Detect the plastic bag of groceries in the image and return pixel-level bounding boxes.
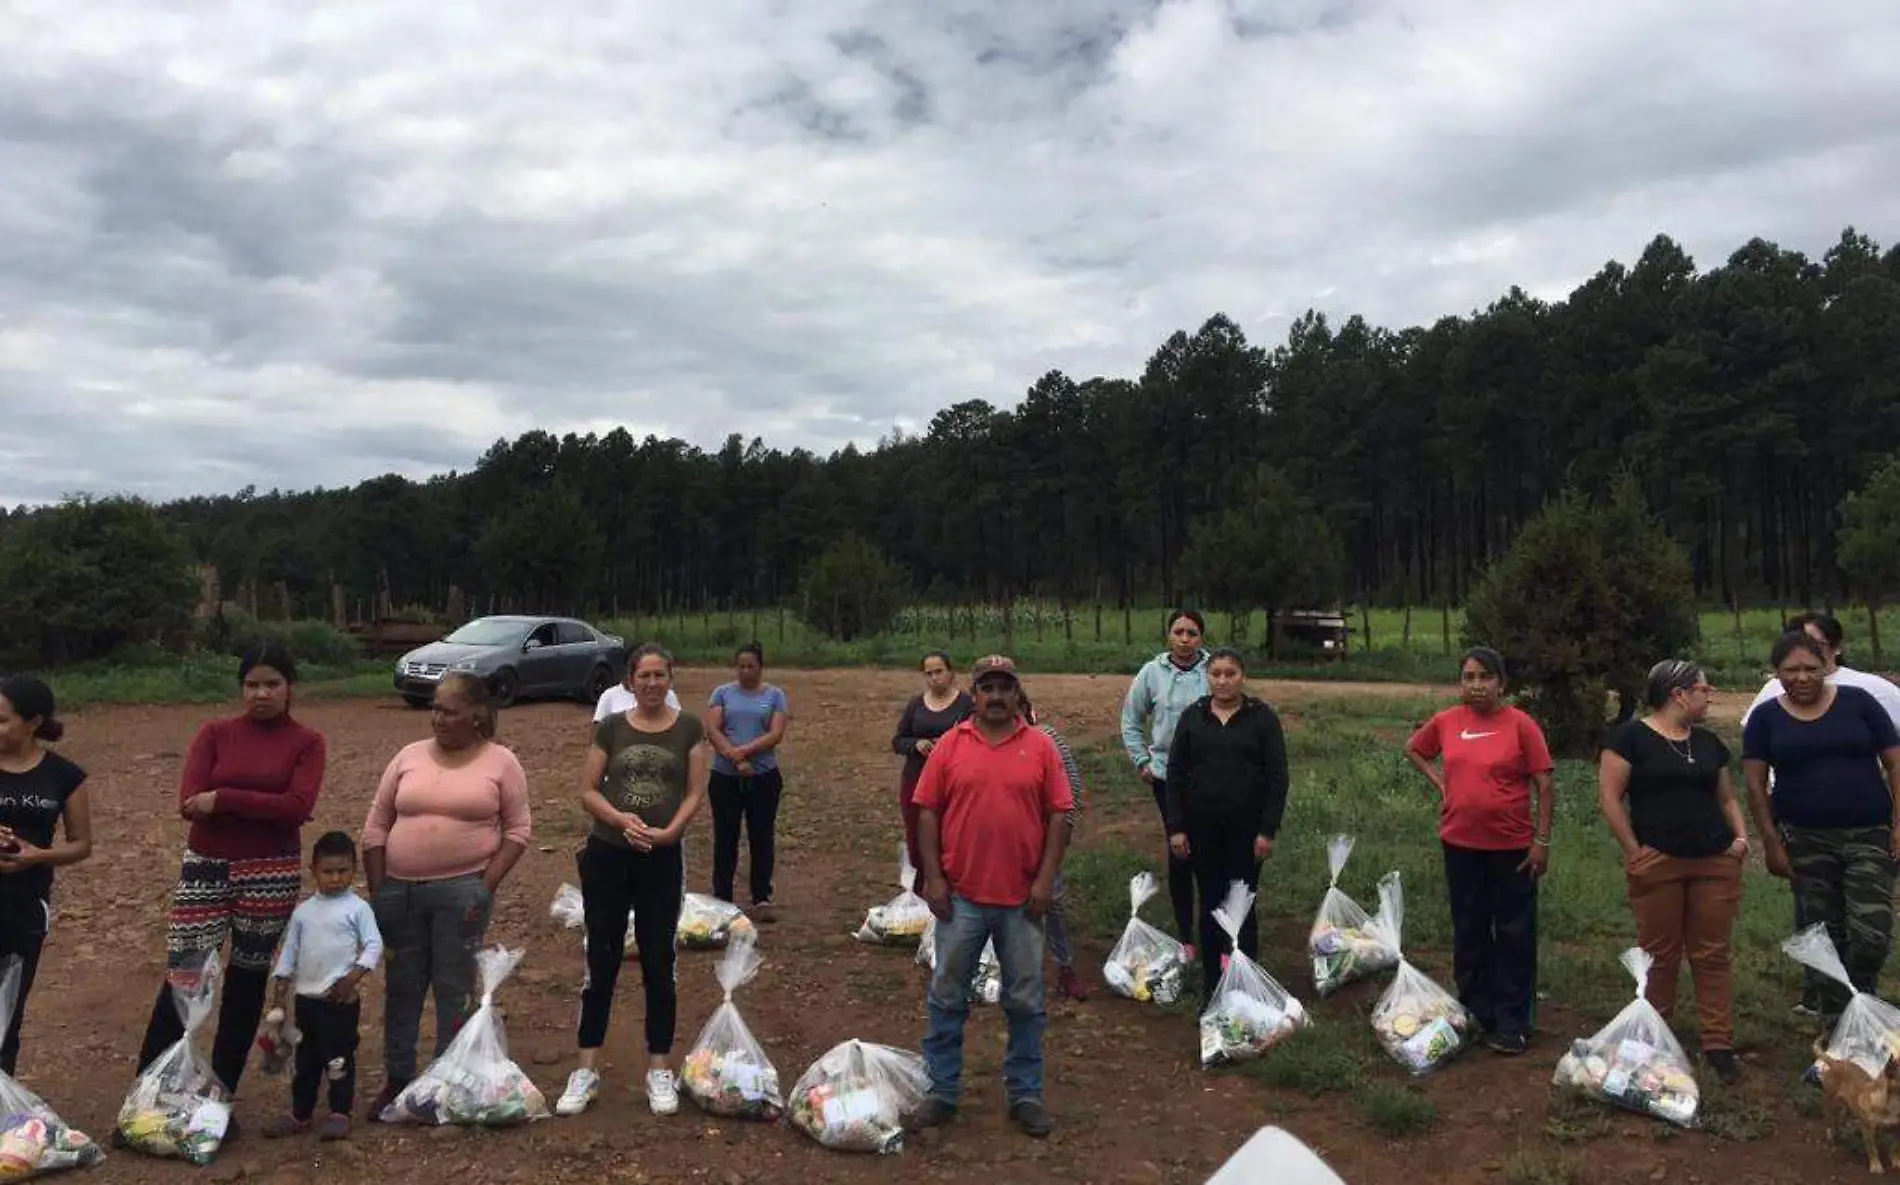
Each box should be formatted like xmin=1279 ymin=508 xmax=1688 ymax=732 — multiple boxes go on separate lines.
xmin=550 ymin=883 xmax=638 ymax=959
xmin=379 ymin=947 xmax=550 ymax=1127
xmin=1785 ymin=923 xmax=1900 ymax=1078
xmin=682 ymin=933 xmax=783 ymax=1120
xmin=1199 ymin=882 xmax=1308 ymax=1068
xmin=915 ymin=916 xmax=1001 ymax=1006
xmin=1552 ymin=948 xmax=1698 ymax=1127
xmin=679 ymin=892 xmax=756 ymax=951
xmin=0 ymin=956 xmax=105 ymax=1178
xmin=1368 ymin=872 xmax=1473 ymax=1075
xmin=787 ymin=1039 xmax=929 ymax=1154
xmin=1103 ymin=871 xmax=1188 ymax=1005
xmin=853 ymin=847 xmax=933 ymax=946
xmin=116 ymin=951 xmax=230 ymax=1164
xmin=1308 ymin=835 xmax=1398 ymax=996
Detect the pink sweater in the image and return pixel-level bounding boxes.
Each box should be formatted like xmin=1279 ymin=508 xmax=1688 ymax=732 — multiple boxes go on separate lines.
xmin=361 ymin=740 xmax=532 ymax=881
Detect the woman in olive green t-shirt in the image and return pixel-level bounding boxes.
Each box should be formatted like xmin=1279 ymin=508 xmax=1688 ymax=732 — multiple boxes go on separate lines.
xmin=555 ymin=645 xmax=709 ymax=1119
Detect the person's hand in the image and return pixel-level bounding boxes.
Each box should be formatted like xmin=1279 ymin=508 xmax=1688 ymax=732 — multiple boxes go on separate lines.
xmin=181 ymin=792 xmax=218 ymax=820
xmin=1253 ymin=835 xmax=1274 ymax=863
xmin=1727 ymin=835 xmax=1750 ymax=861
xmin=1168 ymin=833 xmax=1190 ymax=860
xmin=0 ymin=838 xmax=48 ymax=874
xmin=1026 ymin=876 xmax=1054 ymax=920
xmin=736 ymin=759 xmax=756 ymax=777
xmin=1765 ymin=841 xmax=1794 ymax=880
xmin=922 ymin=875 xmax=953 ymax=922
xmin=1137 ymin=764 xmax=1155 ymax=785
xmin=327 ymin=973 xmax=362 ymax=1004
xmin=917 ymin=739 xmax=934 ymax=757
xmin=1622 ymin=844 xmax=1662 ymax=874
xmin=1889 ymin=825 xmax=1900 ymax=862
xmin=1520 ymin=843 xmax=1550 ymax=880
xmin=623 ymin=817 xmax=656 ymax=852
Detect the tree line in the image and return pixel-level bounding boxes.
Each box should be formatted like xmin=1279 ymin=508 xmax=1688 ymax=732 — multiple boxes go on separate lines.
xmin=5 ymin=226 xmax=1900 ymax=631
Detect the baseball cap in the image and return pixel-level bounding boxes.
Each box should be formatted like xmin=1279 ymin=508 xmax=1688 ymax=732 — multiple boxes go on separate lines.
xmin=971 ymin=654 xmax=1020 ymax=684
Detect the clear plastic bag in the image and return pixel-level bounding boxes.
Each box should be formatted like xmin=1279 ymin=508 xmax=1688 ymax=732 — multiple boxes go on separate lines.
xmin=1103 ymin=871 xmax=1188 ymax=1005
xmin=1784 ymin=923 xmax=1900 ymax=1079
xmin=1308 ymin=835 xmax=1397 ymax=996
xmin=116 ymin=951 xmax=230 ymax=1164
xmin=853 ymin=847 xmax=933 ymax=946
xmin=0 ymin=956 xmax=104 ymax=1178
xmin=1552 ymin=948 xmax=1699 ymax=1128
xmin=1199 ymin=882 xmax=1309 ymax=1068
xmin=915 ymin=916 xmax=1000 ymax=1006
xmin=786 ymin=1039 xmax=929 ymax=1154
xmin=679 ymin=893 xmax=756 ymax=951
xmin=681 ymin=932 xmax=783 ymax=1120
xmin=378 ymin=947 xmax=550 ymax=1127
xmin=1368 ymin=872 xmax=1473 ymax=1075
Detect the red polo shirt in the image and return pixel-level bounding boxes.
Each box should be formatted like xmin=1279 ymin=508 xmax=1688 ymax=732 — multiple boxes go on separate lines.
xmin=1407 ymin=705 xmax=1552 ymax=850
xmin=913 ymin=718 xmax=1074 ymax=906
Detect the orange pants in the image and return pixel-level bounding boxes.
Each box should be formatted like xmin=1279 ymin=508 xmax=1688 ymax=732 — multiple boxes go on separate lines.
xmin=1626 ymin=851 xmax=1743 ymax=1050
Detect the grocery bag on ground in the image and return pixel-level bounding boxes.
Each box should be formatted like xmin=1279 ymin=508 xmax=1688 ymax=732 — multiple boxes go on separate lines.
xmin=1552 ymin=948 xmax=1699 ymax=1127
xmin=116 ymin=951 xmax=229 ymax=1164
xmin=682 ymin=932 xmax=783 ymax=1120
xmin=853 ymin=848 xmax=933 ymax=945
xmin=1308 ymin=835 xmax=1398 ymax=996
xmin=786 ymin=1039 xmax=928 ymax=1154
xmin=550 ymin=883 xmax=638 ymax=959
xmin=1369 ymin=872 xmax=1473 ymax=1075
xmin=379 ymin=947 xmax=550 ymax=1126
xmin=679 ymin=892 xmax=756 ymax=951
xmin=1784 ymin=923 xmax=1900 ymax=1079
xmin=1104 ymin=871 xmax=1188 ymax=1004
xmin=0 ymin=956 xmax=104 ymax=1177
xmin=1200 ymin=882 xmax=1309 ymax=1068
xmin=915 ymin=916 xmax=1000 ymax=1006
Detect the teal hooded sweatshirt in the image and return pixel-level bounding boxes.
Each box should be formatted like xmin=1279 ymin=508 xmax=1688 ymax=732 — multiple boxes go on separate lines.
xmin=1119 ymin=648 xmax=1211 ymax=781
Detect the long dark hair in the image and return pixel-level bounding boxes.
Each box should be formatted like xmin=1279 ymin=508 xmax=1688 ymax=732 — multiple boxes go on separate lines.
xmin=0 ymin=676 xmax=63 ymax=742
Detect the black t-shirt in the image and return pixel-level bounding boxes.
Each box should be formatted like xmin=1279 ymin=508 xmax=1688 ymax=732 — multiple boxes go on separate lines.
xmin=0 ymin=751 xmax=85 ymax=901
xmin=1605 ymin=720 xmax=1733 ymax=858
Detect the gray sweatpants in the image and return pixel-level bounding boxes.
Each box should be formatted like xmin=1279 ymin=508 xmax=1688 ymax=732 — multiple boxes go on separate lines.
xmin=372 ymin=873 xmax=494 ymax=1081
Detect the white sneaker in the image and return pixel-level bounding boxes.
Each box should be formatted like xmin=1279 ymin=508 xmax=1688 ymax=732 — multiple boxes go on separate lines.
xmin=555 ymin=1068 xmax=600 ymax=1116
xmin=646 ymin=1068 xmax=679 ymax=1115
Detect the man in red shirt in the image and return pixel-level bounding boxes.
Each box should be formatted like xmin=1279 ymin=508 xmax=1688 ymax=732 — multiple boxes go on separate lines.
xmin=909 ymin=655 xmax=1072 ymax=1139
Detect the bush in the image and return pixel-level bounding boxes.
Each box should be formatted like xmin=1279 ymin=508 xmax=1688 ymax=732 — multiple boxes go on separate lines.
xmin=0 ymin=496 xmax=197 ymax=667
xmin=799 ymin=534 xmax=910 ymax=641
xmin=1464 ymin=479 xmax=1697 ymax=754
xmin=199 ymin=612 xmax=364 ymax=668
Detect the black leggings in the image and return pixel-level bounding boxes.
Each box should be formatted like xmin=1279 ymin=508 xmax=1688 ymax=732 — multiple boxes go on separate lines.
xmin=138 ymin=961 xmax=271 ymax=1095
xmin=576 ymin=837 xmax=683 ymax=1055
xmin=0 ymin=894 xmax=47 ymax=1076
xmin=709 ymin=769 xmax=783 ymax=905
xmin=1187 ymin=815 xmax=1263 ymax=992
xmin=1150 ymin=779 xmax=1198 ymax=943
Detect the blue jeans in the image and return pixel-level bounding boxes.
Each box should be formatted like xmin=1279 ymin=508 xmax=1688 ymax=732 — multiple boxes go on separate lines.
xmin=923 ymin=895 xmax=1047 ymax=1107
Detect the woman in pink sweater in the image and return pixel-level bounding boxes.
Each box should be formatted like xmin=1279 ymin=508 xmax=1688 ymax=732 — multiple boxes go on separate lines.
xmin=360 ymin=673 xmax=531 ymax=1118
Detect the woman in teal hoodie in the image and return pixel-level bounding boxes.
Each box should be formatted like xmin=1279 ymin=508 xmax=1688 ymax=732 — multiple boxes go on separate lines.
xmin=1120 ymin=610 xmax=1212 ymax=956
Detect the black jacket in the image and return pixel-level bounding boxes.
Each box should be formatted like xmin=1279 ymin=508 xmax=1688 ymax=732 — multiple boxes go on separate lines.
xmin=1164 ymin=695 xmax=1289 ymax=838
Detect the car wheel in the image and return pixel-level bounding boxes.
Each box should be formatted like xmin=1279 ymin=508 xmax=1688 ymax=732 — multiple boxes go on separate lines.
xmin=490 ymin=668 xmax=520 ymax=709
xmin=584 ymin=664 xmax=613 ymax=703
xmin=403 ymin=695 xmax=431 ymax=709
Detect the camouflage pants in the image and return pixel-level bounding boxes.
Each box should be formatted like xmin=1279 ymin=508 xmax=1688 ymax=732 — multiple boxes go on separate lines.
xmin=1783 ymin=824 xmax=1897 ymax=1017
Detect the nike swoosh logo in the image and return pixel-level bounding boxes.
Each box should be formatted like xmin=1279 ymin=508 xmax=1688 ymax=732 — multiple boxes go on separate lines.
xmin=1460 ymin=730 xmax=1497 ymax=741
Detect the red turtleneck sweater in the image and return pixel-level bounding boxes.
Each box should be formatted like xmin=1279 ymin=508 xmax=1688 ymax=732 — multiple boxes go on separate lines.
xmin=177 ymin=713 xmax=327 ymax=859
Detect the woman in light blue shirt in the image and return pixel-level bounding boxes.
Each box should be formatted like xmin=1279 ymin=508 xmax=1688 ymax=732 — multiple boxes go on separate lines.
xmin=1119 ymin=610 xmax=1211 ymax=956
xmin=705 ymin=642 xmax=791 ymax=922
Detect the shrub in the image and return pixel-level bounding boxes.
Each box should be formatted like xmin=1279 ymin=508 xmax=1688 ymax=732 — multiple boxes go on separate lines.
xmin=799 ymin=534 xmax=910 ymax=642
xmin=1464 ymin=478 xmax=1697 ymax=754
xmin=201 ymin=611 xmax=363 ymax=668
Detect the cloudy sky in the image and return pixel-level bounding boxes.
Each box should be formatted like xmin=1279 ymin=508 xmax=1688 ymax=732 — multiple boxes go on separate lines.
xmin=2 ymin=1 xmax=1895 ymax=505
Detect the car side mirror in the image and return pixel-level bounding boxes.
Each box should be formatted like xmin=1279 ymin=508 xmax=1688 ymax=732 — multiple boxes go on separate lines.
xmin=523 ymin=639 xmax=543 ymax=652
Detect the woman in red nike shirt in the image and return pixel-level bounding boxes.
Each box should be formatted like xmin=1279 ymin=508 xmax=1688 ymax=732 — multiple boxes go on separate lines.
xmin=1404 ymin=646 xmax=1554 ymax=1057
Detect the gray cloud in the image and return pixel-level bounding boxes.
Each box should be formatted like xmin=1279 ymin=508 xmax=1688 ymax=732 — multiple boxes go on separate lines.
xmin=2 ymin=0 xmax=1898 ymax=505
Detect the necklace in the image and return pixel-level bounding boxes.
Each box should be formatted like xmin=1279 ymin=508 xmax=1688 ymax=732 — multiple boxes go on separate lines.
xmin=1645 ymin=717 xmax=1696 ymax=764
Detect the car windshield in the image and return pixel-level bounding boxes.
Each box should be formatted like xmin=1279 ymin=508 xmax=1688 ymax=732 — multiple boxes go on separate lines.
xmin=442 ymin=620 xmax=531 ymax=647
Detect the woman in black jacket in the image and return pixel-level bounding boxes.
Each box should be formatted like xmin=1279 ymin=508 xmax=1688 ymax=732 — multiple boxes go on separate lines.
xmin=1165 ymin=647 xmax=1290 ymax=993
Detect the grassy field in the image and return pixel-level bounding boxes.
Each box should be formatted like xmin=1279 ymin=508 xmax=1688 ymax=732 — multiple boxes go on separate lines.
xmin=1055 ymin=695 xmax=1812 ymax=1151
xmin=27 ymin=602 xmax=1899 ymax=708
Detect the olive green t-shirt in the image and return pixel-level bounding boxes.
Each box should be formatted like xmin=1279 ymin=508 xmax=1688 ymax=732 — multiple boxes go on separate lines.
xmin=590 ymin=710 xmax=704 ymax=846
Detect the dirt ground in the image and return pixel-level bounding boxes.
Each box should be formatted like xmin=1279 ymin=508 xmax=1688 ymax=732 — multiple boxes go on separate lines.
xmin=21 ymin=670 xmax=1851 ymax=1184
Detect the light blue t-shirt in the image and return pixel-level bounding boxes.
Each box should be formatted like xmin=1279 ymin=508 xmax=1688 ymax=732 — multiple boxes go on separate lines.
xmin=709 ymin=682 xmax=790 ymax=776
xmin=272 ymin=890 xmax=384 ymax=997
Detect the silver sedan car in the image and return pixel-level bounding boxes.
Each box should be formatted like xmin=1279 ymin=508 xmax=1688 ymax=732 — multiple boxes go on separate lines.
xmin=393 ymin=615 xmax=627 ymax=708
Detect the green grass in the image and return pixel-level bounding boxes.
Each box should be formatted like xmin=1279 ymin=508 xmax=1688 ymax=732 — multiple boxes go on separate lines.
xmin=1503 ymin=1146 xmax=1580 ymax=1185
xmin=51 ymin=654 xmax=392 ymax=711
xmin=1060 ymin=695 xmax=1824 ymax=1151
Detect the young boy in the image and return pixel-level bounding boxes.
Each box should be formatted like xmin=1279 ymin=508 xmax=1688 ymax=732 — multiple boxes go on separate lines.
xmin=263 ymin=831 xmax=384 ymax=1141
